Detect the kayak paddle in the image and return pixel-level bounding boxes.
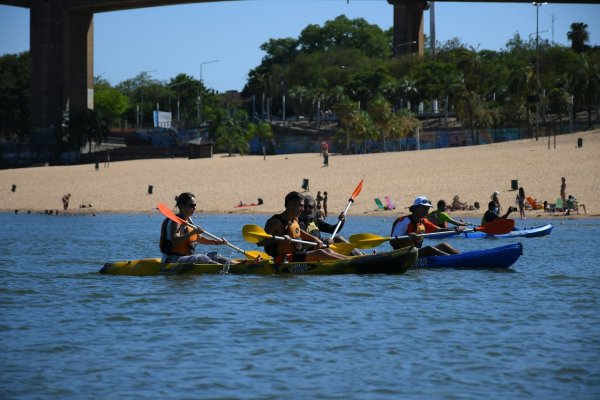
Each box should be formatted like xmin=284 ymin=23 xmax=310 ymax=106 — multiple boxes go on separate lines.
xmin=242 ymin=224 xmax=357 ymax=255
xmin=349 ymin=218 xmax=516 ymax=249
xmin=330 ymin=177 xmax=364 ymax=240
xmin=157 ymin=202 xmax=270 ymax=260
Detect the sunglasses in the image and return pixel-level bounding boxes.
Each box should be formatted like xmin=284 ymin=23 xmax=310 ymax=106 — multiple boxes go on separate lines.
xmin=187 ymin=203 xmax=197 ymax=208
xmin=304 ymin=204 xmax=315 ymax=209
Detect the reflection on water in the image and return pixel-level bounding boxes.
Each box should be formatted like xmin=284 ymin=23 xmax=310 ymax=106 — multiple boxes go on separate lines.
xmin=0 ymin=213 xmax=599 ymax=399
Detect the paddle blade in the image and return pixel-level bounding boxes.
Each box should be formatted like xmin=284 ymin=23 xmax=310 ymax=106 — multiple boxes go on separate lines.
xmin=476 ymin=218 xmax=515 ymax=235
xmin=242 ymin=224 xmax=271 ymax=244
xmin=348 ymin=233 xmax=390 ymax=249
xmin=328 ymin=242 xmax=358 ymax=255
xmin=244 ymin=250 xmax=272 ymax=260
xmin=157 ymin=202 xmax=186 ymax=225
xmin=350 ymin=177 xmax=365 ymax=201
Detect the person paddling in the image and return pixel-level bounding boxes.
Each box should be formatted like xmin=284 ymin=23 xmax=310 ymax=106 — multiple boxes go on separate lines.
xmin=481 ymin=201 xmax=516 ymax=226
xmin=427 ymin=199 xmax=470 ymax=228
xmin=390 ymin=196 xmax=463 ymax=257
xmin=159 ymin=192 xmax=237 ymax=264
xmin=299 ymin=195 xmax=361 ymax=255
xmin=259 ymin=191 xmax=348 ymax=262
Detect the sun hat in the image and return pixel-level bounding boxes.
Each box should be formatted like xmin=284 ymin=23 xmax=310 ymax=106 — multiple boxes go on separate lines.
xmin=412 ymin=196 xmax=432 ymax=208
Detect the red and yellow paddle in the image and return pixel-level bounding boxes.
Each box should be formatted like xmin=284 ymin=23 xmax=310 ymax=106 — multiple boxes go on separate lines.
xmin=331 ymin=177 xmax=364 ymax=239
xmin=157 ymin=202 xmax=270 ymax=260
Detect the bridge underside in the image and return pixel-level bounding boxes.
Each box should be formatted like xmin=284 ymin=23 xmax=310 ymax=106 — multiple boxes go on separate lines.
xmin=2 ymin=0 xmax=596 ymax=136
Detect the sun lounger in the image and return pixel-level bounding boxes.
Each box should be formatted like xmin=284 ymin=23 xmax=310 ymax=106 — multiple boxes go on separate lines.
xmin=385 ymin=196 xmax=396 ymax=210
xmin=374 ymin=198 xmax=385 ymax=210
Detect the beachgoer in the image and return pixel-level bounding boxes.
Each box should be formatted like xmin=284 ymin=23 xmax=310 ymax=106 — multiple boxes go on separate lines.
xmin=491 ymin=191 xmax=502 ymax=213
xmin=516 ymin=187 xmax=526 ymax=220
xmin=321 ymin=141 xmax=329 ymax=167
xmin=316 ymin=191 xmax=323 ymax=210
xmin=62 ymin=193 xmax=71 ymax=211
xmin=451 ymin=195 xmax=467 ymax=211
xmin=323 ymin=191 xmax=328 ymax=218
xmin=560 ymin=177 xmax=566 ymax=202
xmin=390 ymin=196 xmax=463 ymax=257
xmin=259 ymin=191 xmax=347 ymax=262
xmin=427 ymin=199 xmax=470 ymax=228
xmin=159 ymin=192 xmax=237 ymax=264
xmin=481 ymin=201 xmax=516 ymax=226
xmin=566 ymin=195 xmax=586 ymax=215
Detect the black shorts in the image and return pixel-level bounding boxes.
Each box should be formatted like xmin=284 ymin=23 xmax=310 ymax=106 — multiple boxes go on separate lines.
xmin=291 ymin=251 xmax=307 ymax=262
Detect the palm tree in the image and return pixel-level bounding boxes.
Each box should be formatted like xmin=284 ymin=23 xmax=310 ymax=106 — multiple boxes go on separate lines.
xmin=215 ymin=112 xmax=250 ymax=156
xmin=567 ymin=23 xmax=589 ymax=54
xmin=368 ymin=96 xmax=393 ymax=152
xmin=569 ymin=53 xmax=600 ymax=128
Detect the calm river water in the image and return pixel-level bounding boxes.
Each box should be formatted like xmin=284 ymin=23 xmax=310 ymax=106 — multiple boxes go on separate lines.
xmin=1 ymin=212 xmax=599 ymax=399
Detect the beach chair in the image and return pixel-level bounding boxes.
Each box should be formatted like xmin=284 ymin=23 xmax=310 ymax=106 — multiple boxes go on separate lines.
xmin=374 ymin=198 xmax=386 ymax=210
xmin=384 ymin=196 xmax=396 ymax=210
xmin=526 ymin=196 xmax=543 ymax=210
xmin=555 ymin=198 xmax=564 ymax=212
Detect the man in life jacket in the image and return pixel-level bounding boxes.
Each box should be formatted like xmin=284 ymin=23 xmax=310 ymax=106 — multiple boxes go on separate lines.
xmin=299 ymin=194 xmax=362 ymax=255
xmin=259 ymin=191 xmax=348 ymax=263
xmin=390 ymin=196 xmax=462 ymax=257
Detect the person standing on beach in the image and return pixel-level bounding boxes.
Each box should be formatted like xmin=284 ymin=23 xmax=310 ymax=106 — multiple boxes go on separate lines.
xmin=427 ymin=199 xmax=470 ymax=228
xmin=560 ymin=177 xmax=567 ymax=202
xmin=390 ymin=197 xmax=463 ymax=257
xmin=491 ymin=191 xmax=502 ymax=213
xmin=321 ymin=141 xmax=329 ymax=167
xmin=316 ymin=191 xmax=323 ymax=210
xmin=159 ymin=192 xmax=237 ymax=264
xmin=515 ymin=187 xmax=526 ymax=220
xmin=322 ymin=191 xmax=328 ymax=219
xmin=62 ymin=194 xmax=71 ymax=210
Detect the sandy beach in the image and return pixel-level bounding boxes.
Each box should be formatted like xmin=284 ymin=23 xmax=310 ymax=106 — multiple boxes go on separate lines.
xmin=1 ymin=130 xmax=598 ymax=218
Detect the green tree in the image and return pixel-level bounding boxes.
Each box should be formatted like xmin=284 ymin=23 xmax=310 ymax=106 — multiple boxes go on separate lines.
xmin=69 ymin=109 xmax=109 ymax=153
xmin=94 ymin=78 xmax=129 ymax=127
xmin=567 ymin=23 xmax=589 ymax=54
xmin=0 ymin=51 xmax=30 ymax=140
xmin=368 ymin=96 xmax=393 ymax=151
xmin=215 ymin=110 xmax=250 ymax=156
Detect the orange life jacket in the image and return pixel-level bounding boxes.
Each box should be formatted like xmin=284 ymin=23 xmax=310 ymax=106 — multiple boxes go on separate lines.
xmin=264 ymin=214 xmax=302 ymax=257
xmin=159 ymin=217 xmax=198 ymax=255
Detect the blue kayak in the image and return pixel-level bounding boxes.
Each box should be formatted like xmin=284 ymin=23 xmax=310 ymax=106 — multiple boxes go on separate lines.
xmin=414 ymin=243 xmax=523 ymax=269
xmin=463 ymin=224 xmax=553 ymax=239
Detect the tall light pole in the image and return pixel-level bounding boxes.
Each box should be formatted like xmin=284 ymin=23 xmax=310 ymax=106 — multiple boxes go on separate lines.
xmin=139 ymin=69 xmax=157 ymax=128
xmin=199 ymin=59 xmax=219 ymax=125
xmin=533 ymin=2 xmax=546 ymax=141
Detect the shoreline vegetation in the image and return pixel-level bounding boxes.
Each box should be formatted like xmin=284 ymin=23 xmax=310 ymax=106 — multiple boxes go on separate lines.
xmin=1 ymin=130 xmax=598 ymax=219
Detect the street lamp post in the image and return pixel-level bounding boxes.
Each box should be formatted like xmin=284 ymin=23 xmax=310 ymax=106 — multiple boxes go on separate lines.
xmin=139 ymin=69 xmax=157 ymax=128
xmin=199 ymin=60 xmax=219 ymax=125
xmin=533 ymin=2 xmax=547 ymax=141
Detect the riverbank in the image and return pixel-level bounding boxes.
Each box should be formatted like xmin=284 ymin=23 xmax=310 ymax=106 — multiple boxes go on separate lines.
xmin=1 ymin=130 xmax=598 ymax=218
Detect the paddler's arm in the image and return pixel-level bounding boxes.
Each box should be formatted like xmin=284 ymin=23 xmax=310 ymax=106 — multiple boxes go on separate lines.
xmin=317 ymin=213 xmax=344 ymax=234
xmin=170 ymin=222 xmax=202 ymax=246
xmin=300 ymin=229 xmax=325 ymax=249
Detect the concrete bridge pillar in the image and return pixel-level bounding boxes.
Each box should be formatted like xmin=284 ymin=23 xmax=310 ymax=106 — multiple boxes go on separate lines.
xmin=30 ymin=1 xmax=93 ymax=132
xmin=388 ymin=0 xmax=428 ymax=56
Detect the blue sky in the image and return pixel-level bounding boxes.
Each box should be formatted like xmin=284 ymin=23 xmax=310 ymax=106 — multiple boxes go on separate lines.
xmin=1 ymin=0 xmax=599 ymax=92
